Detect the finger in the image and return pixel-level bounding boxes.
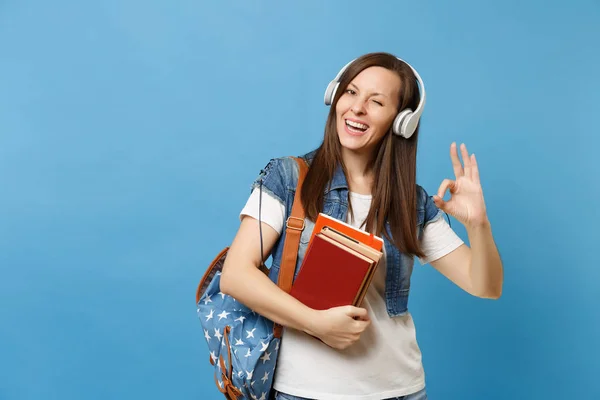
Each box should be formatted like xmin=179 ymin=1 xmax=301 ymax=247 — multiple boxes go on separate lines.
xmin=354 ymin=321 xmax=370 ymax=333
xmin=352 ymin=319 xmax=370 ymax=332
xmin=346 ymin=306 xmax=369 ymax=320
xmin=460 ymin=143 xmax=472 ymax=178
xmin=436 ymin=178 xmax=456 ymax=199
xmin=432 ymin=195 xmax=447 ymax=212
xmin=450 ymin=142 xmax=463 ymax=178
xmin=471 ymin=153 xmax=480 ymax=184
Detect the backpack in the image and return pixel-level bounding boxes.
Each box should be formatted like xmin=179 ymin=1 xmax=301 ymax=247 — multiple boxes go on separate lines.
xmin=195 ymin=157 xmax=308 ymax=399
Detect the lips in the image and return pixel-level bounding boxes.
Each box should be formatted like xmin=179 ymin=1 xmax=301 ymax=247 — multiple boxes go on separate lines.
xmin=344 ymin=118 xmax=369 ymax=136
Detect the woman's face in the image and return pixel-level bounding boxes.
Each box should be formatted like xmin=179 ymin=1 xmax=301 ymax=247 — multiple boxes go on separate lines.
xmin=335 ymin=66 xmax=402 ymax=156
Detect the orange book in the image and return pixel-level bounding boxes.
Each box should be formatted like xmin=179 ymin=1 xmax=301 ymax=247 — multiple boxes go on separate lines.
xmin=310 ymin=213 xmax=384 ymax=252
xmin=290 ymin=233 xmax=376 ymax=310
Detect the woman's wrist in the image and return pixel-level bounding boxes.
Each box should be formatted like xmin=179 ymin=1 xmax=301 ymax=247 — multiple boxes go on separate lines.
xmin=298 ymin=307 xmax=321 ymax=337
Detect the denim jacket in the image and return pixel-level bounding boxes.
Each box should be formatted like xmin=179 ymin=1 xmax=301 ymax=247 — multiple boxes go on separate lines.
xmin=251 ymin=150 xmax=442 ymax=317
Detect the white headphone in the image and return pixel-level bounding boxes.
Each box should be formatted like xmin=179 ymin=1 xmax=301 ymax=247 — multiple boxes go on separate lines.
xmin=324 ymin=57 xmax=426 ymax=139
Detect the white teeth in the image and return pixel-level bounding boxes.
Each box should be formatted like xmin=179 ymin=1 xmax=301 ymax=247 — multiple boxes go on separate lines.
xmin=346 ymin=120 xmax=368 ymax=130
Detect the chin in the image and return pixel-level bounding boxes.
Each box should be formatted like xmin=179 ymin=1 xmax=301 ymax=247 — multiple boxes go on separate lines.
xmin=337 ymin=130 xmax=370 ymax=153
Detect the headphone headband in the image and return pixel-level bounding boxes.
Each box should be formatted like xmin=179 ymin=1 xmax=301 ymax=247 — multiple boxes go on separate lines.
xmin=324 ymin=56 xmax=426 ymax=139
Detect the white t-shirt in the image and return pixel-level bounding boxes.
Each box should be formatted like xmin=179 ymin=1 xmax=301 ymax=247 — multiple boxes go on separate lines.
xmin=240 ymin=189 xmax=464 ymax=400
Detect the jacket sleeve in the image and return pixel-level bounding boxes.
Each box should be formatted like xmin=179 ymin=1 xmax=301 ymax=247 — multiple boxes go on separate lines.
xmin=250 ymin=158 xmax=289 ymax=207
xmin=418 ymin=185 xmax=444 ymax=226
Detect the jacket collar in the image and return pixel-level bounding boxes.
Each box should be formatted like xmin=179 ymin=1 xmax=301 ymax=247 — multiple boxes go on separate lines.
xmin=302 ymin=149 xmax=348 ymax=194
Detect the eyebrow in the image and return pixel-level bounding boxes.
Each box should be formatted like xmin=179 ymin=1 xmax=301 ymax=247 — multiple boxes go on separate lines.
xmin=348 ymin=83 xmax=389 ymax=98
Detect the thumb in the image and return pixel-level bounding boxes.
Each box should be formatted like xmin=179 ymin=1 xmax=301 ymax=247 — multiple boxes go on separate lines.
xmin=433 ymin=195 xmax=447 ymax=211
xmin=345 ymin=306 xmax=369 ymax=321
xmin=434 ymin=195 xmax=457 ymax=219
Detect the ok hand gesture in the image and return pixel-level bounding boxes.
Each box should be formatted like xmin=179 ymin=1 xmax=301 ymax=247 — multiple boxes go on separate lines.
xmin=433 ymin=143 xmax=489 ymax=227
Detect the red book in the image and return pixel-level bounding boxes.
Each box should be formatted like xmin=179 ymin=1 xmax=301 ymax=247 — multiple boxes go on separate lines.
xmin=289 ymin=233 xmax=376 ymax=310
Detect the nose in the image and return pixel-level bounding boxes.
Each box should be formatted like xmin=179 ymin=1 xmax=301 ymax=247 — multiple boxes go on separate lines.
xmin=350 ymin=97 xmax=367 ymax=115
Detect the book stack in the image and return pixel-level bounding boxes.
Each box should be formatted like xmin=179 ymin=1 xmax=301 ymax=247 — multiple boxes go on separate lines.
xmin=289 ymin=213 xmax=384 ymax=310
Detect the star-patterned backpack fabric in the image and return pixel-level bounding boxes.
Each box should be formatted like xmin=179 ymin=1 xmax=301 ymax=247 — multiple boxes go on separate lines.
xmin=196 ymin=157 xmax=308 ymax=400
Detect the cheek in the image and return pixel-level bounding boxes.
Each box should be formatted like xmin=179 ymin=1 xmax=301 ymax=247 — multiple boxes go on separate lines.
xmin=335 ymin=96 xmax=351 ymax=116
xmin=370 ymin=111 xmax=397 ymax=138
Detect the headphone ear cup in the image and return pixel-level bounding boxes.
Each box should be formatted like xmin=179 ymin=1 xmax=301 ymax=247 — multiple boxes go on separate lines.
xmin=401 ymin=112 xmax=420 ymax=139
xmin=393 ymin=109 xmax=412 ymax=137
xmin=324 ymin=81 xmax=339 ymax=106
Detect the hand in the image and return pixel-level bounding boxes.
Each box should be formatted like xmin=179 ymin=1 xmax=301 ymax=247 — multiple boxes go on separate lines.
xmin=433 ymin=143 xmax=489 ymax=227
xmin=307 ymin=306 xmax=370 ymax=350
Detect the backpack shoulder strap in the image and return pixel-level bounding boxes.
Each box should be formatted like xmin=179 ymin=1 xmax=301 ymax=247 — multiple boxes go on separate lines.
xmin=273 ymin=156 xmax=308 ymax=338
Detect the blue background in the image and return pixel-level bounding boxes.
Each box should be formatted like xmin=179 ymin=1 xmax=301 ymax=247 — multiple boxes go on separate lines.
xmin=1 ymin=0 xmax=599 ymax=399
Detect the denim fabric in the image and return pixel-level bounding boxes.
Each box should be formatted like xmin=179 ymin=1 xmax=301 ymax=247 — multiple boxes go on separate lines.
xmin=252 ymin=150 xmax=442 ymax=317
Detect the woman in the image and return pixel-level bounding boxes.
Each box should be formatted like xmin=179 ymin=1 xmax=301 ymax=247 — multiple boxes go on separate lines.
xmin=220 ymin=52 xmax=503 ymax=400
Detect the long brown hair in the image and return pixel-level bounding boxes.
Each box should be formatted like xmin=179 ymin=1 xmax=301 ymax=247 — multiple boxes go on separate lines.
xmin=301 ymin=52 xmax=425 ymax=258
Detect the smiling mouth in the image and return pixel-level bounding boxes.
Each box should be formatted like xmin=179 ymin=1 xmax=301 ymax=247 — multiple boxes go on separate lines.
xmin=345 ymin=119 xmax=369 ymax=133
